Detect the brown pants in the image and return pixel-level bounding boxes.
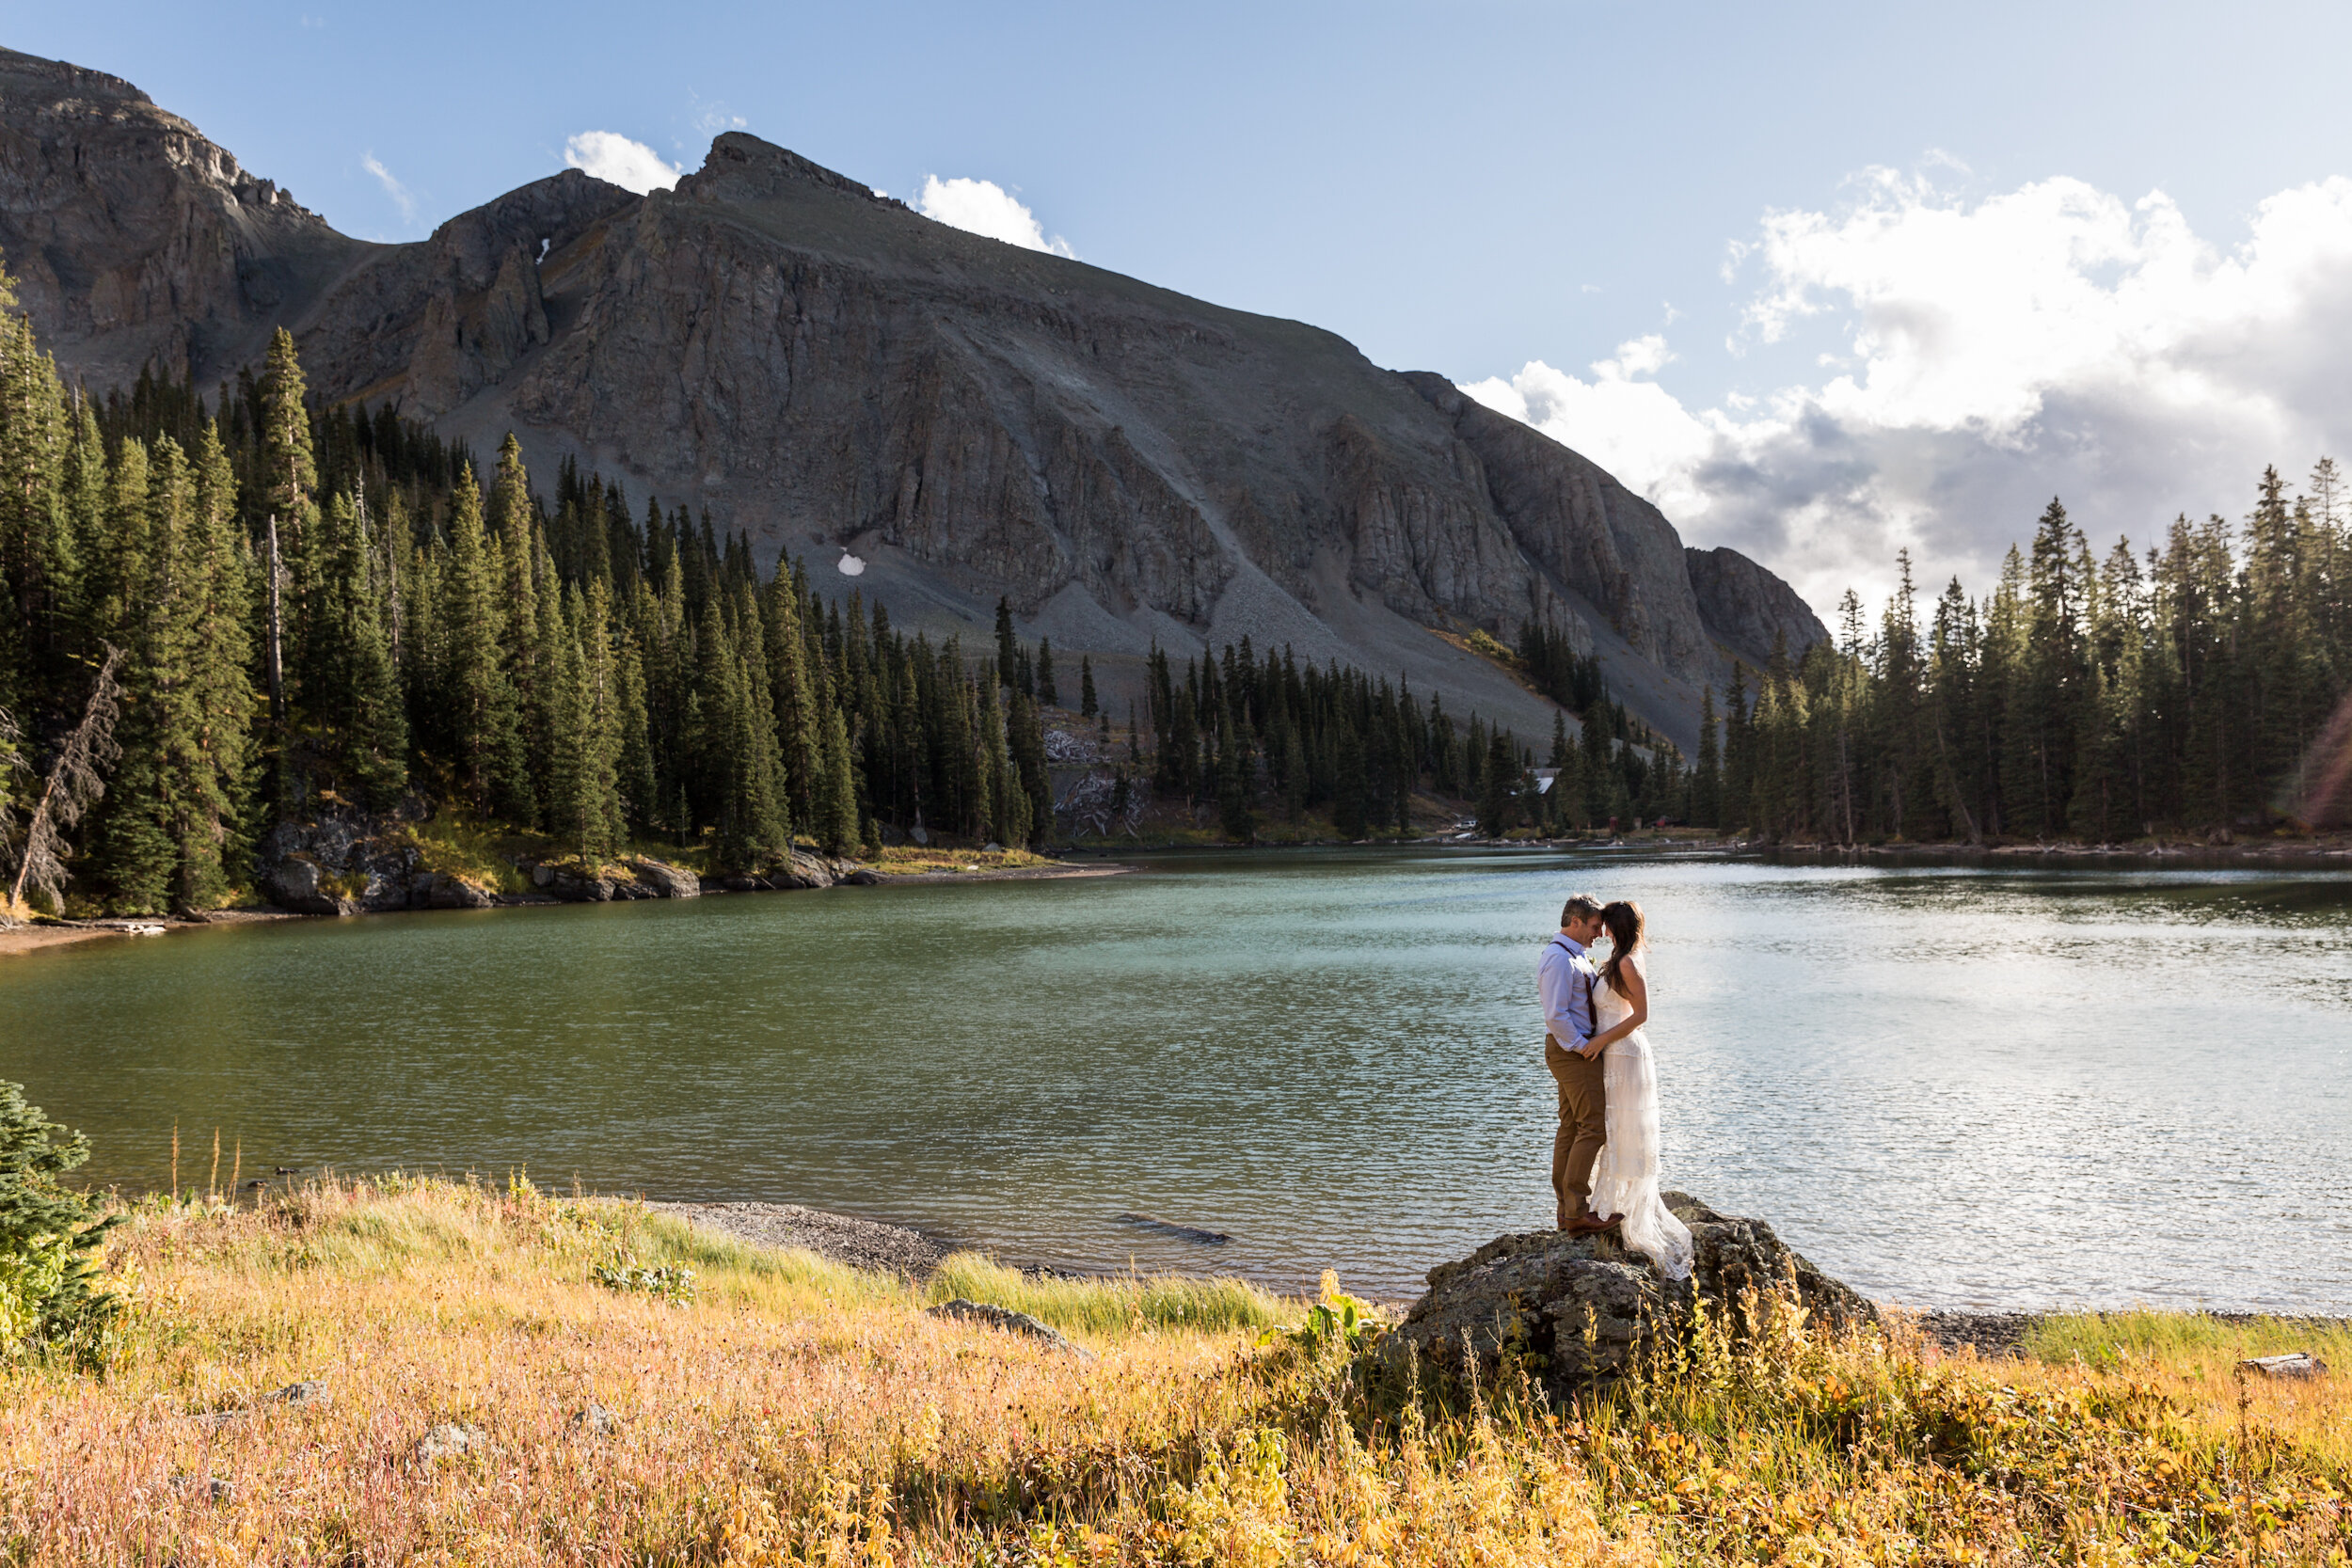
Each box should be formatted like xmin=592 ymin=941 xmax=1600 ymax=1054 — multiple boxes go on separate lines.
xmin=1546 ymin=1035 xmax=1607 ymax=1223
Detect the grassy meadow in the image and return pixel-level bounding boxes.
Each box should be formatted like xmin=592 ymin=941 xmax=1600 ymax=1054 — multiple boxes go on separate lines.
xmin=4 ymin=1176 xmax=2345 ymax=1565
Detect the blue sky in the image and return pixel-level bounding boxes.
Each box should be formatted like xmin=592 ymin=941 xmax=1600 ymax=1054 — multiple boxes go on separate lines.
xmin=14 ymin=1 xmax=2352 ymax=611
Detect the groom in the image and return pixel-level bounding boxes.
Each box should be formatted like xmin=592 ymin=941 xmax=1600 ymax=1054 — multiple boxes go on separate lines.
xmin=1540 ymin=894 xmax=1620 ymax=1237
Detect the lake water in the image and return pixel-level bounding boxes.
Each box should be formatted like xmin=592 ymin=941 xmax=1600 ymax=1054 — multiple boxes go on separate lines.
xmin=7 ymin=848 xmax=2348 ymax=1310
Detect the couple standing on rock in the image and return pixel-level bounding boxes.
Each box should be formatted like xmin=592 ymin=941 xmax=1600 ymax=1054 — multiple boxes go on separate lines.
xmin=1539 ymin=894 xmax=1693 ymax=1279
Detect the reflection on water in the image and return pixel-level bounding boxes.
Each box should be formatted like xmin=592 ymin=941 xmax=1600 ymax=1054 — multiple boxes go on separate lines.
xmin=6 ymin=849 xmax=2347 ymax=1308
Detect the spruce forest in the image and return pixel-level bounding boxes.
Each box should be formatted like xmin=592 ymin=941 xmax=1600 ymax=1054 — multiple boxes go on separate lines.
xmin=0 ymin=267 xmax=2345 ymax=921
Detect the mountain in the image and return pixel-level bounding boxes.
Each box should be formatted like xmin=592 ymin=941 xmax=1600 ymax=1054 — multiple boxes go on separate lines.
xmin=0 ymin=46 xmax=1824 ymax=750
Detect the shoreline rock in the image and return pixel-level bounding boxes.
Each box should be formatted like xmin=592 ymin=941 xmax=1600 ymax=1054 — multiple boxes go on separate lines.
xmin=1379 ymin=1193 xmax=1876 ymax=1400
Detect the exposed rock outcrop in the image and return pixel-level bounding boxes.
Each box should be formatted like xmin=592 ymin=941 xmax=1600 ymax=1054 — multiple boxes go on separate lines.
xmin=2 ymin=46 xmax=1831 ymax=747
xmin=254 ymin=808 xmax=862 ymax=915
xmin=0 ymin=49 xmax=366 ymax=389
xmin=622 ymin=857 xmax=701 ymax=898
xmin=1381 ymin=1193 xmax=1873 ymax=1401
xmin=1685 ymin=546 xmax=1832 ymax=672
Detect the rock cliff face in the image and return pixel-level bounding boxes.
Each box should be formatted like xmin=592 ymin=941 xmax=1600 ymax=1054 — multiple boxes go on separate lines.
xmin=0 ymin=49 xmax=370 ymax=388
xmin=0 ymin=49 xmax=1826 ymax=745
xmin=1685 ymin=546 xmax=1832 ymax=673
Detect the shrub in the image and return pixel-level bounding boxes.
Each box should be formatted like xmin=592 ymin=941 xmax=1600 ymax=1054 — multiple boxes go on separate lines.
xmin=1466 ymin=627 xmax=1518 ymax=665
xmin=0 ymin=1081 xmax=120 ymax=1360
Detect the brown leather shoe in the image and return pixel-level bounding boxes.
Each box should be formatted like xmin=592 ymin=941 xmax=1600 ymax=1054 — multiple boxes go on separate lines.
xmin=1559 ymin=1215 xmax=1609 ymax=1236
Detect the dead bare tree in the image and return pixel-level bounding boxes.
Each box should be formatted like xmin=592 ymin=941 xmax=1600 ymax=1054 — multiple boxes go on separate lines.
xmin=4 ymin=644 xmax=125 ymax=922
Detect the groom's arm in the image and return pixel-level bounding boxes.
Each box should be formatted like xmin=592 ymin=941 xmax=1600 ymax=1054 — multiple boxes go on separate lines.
xmin=1539 ymin=947 xmax=1591 ymax=1053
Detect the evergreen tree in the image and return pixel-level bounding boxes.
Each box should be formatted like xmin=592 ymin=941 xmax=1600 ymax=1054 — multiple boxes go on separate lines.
xmin=1036 ymin=638 xmax=1057 ymax=706
xmin=1692 ymin=689 xmax=1722 ymax=829
xmin=994 ymin=598 xmax=1017 ymax=689
xmin=1332 ymin=720 xmax=1368 ymax=838
xmin=817 ymin=706 xmax=860 ymax=855
xmin=1477 ymin=728 xmax=1515 ymax=837
xmin=1078 ymin=654 xmax=1097 ymax=718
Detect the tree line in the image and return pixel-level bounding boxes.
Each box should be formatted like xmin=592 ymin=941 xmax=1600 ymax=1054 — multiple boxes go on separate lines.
xmin=1702 ymin=481 xmax=2352 ymax=842
xmin=0 ymin=278 xmax=1689 ymax=916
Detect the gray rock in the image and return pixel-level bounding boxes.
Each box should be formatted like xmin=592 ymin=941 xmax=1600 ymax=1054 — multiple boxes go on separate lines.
xmin=261 ymin=1380 xmax=328 ymax=1407
xmin=411 ymin=1421 xmax=490 ymax=1463
xmin=842 ymin=868 xmax=882 ymax=886
xmin=413 ymin=871 xmax=495 ymax=910
xmin=928 ymin=1298 xmax=1092 ymax=1359
xmin=1379 ymin=1193 xmax=1873 ymax=1402
xmin=569 ymin=1402 xmax=621 ymax=1434
xmin=1685 ymin=546 xmax=1833 ymax=672
xmin=624 ymin=857 xmax=701 ymax=898
xmin=2239 ymin=1352 xmax=2328 ymax=1380
xmin=257 ymin=850 xmax=356 ymax=917
xmin=1116 ymin=1212 xmax=1232 ymax=1245
xmin=526 ymin=862 xmax=619 ymax=901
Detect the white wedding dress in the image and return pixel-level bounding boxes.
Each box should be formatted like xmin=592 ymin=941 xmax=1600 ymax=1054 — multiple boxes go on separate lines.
xmin=1588 ymin=959 xmax=1693 ymax=1280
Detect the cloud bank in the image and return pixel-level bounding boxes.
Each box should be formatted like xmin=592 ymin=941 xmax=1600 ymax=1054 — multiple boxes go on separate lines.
xmin=915 ymin=175 xmax=1073 ymax=257
xmin=564 ymin=131 xmax=681 ymax=195
xmin=1465 ymin=170 xmax=2352 ymax=615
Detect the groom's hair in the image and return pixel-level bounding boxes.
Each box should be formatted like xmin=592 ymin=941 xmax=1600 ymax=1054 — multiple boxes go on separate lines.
xmin=1561 ymin=895 xmax=1604 ymax=926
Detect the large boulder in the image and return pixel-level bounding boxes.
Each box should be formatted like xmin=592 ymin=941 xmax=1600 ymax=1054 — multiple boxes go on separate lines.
xmin=524 ymin=861 xmax=659 ymax=902
xmin=409 ymin=870 xmax=494 ymax=910
xmin=1380 ymin=1193 xmax=1873 ymax=1402
xmin=623 ymin=857 xmax=700 ymax=898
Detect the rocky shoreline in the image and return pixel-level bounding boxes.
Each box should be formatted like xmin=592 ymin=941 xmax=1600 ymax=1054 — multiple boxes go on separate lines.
xmin=0 ymin=854 xmax=1136 ymax=958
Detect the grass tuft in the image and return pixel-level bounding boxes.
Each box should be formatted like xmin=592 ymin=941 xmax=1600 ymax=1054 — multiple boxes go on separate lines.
xmin=922 ymin=1252 xmax=1285 ymax=1336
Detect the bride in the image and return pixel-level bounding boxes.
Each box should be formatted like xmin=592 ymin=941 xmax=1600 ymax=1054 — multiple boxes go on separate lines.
xmin=1582 ymin=900 xmax=1693 ymax=1280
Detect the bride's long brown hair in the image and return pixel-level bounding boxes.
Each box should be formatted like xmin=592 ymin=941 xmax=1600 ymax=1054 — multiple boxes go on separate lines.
xmin=1600 ymin=899 xmax=1645 ymax=994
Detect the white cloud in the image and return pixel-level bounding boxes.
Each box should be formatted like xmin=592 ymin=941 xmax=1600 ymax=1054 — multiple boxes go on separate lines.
xmin=915 ymin=175 xmax=1073 ymax=257
xmin=1468 ymin=170 xmax=2352 ymax=617
xmin=564 ymin=132 xmax=681 ymax=196
xmin=360 ymin=152 xmax=417 ymax=226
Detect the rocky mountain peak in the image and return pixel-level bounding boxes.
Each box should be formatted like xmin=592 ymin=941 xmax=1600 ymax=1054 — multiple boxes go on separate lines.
xmin=683 ymin=132 xmax=891 ymax=206
xmin=2 ymin=48 xmax=1831 ymax=749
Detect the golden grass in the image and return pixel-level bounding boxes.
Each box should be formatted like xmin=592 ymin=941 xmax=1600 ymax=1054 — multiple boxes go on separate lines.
xmin=396 ymin=811 xmax=534 ymax=895
xmin=867 ymin=847 xmax=1056 ymax=875
xmin=4 ymin=1177 xmax=2346 ymax=1565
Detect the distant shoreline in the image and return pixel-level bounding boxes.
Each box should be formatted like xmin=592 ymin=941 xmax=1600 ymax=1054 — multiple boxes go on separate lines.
xmin=9 ymin=831 xmax=2344 ymax=960
xmin=0 ymin=859 xmax=1137 ymax=959
xmin=1076 ymin=832 xmax=2352 ymax=870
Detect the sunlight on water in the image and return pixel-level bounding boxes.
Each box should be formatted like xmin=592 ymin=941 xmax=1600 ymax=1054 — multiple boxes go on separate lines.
xmin=6 ymin=848 xmax=2347 ymax=1309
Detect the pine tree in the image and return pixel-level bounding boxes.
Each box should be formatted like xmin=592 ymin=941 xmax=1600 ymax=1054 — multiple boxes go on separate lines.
xmin=1477 ymin=727 xmax=1515 ymax=836
xmin=994 ymin=598 xmax=1017 ymax=689
xmin=1006 ymin=687 xmax=1052 ymax=845
xmin=1332 ymin=719 xmax=1368 ymax=839
xmin=1692 ymin=690 xmax=1722 ymax=828
xmin=1078 ymin=654 xmax=1097 ymax=719
xmin=311 ymin=491 xmax=406 ymax=807
xmin=1036 ymin=638 xmax=1057 ymax=706
xmin=817 ymin=706 xmax=860 ymax=856
xmin=1216 ymin=705 xmax=1254 ymax=842
xmin=442 ymin=466 xmax=524 ymax=815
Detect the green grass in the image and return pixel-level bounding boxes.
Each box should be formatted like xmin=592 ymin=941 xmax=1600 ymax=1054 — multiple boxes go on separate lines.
xmin=921 ymin=1253 xmax=1285 ymax=1336
xmin=2023 ymin=1307 xmax=2352 ymax=1373
xmin=398 ymin=810 xmax=534 ymax=895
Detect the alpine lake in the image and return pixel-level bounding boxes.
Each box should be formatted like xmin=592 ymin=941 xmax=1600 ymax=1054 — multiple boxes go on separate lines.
xmin=8 ymin=847 xmax=2348 ymax=1311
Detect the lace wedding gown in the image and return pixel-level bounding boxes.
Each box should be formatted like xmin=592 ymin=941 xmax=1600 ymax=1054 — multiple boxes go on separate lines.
xmin=1588 ymin=964 xmax=1693 ymax=1279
